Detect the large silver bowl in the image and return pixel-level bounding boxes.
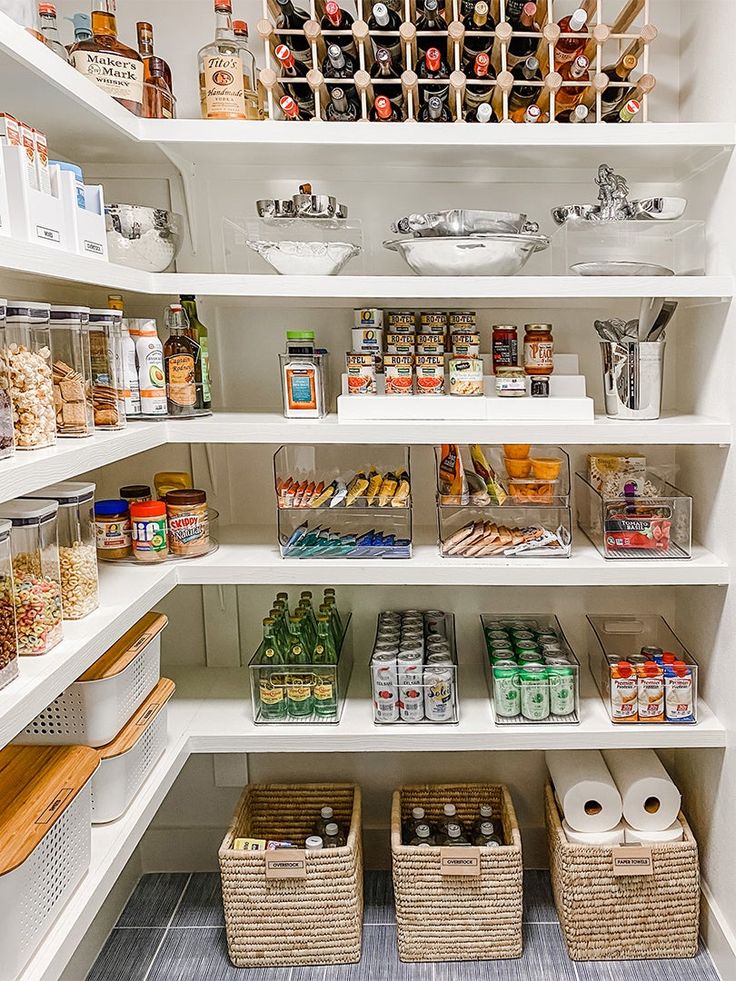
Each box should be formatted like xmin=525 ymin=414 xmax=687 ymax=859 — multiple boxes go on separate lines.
xmin=246 ymin=239 xmax=361 ymax=275
xmin=392 ymin=209 xmax=531 ymax=237
xmin=105 ymin=204 xmax=183 ymax=272
xmin=384 ymin=232 xmax=549 ymax=276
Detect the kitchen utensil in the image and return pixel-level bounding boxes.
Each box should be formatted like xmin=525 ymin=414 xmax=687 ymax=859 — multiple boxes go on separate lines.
xmin=384 ymin=232 xmax=549 ymax=276
xmin=571 ymin=261 xmax=675 ymax=276
xmin=637 ymin=297 xmax=664 ymax=340
xmin=392 ymin=209 xmax=533 ymax=237
xmin=104 ymin=205 xmax=183 ymax=272
xmin=646 ymin=299 xmax=678 ymax=341
xmin=246 ymin=239 xmax=361 ymax=275
xmin=600 ymin=340 xmax=666 ymax=420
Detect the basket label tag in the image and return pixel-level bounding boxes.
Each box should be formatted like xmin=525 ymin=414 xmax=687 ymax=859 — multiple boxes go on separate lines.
xmin=128 ymin=630 xmax=157 ymax=655
xmin=265 ymin=850 xmax=307 ymax=879
xmin=36 ymin=788 xmax=73 ymax=824
xmin=136 ymin=702 xmax=162 ymax=726
xmin=440 ymin=847 xmax=481 ymax=876
xmin=612 ymin=845 xmax=653 ymax=876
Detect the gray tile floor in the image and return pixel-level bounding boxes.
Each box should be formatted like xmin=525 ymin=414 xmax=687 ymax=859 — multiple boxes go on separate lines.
xmin=87 ymin=871 xmax=720 ymax=981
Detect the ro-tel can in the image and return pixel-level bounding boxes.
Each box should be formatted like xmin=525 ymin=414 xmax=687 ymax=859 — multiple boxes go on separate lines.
xmin=548 ymin=665 xmax=576 ymax=717
xmin=424 ymin=660 xmax=455 ymax=722
xmin=451 ymin=333 xmax=481 ymax=357
xmin=345 ymin=353 xmax=377 ymax=395
xmin=386 ymin=333 xmax=416 ymax=355
xmin=383 ymin=353 xmax=414 ymax=395
xmin=492 ymin=324 xmax=518 ymax=369
xmin=372 ymin=652 xmax=400 ymax=722
xmin=420 ymin=310 xmax=448 ymax=335
xmin=493 ymin=663 xmax=521 ymax=718
xmin=448 ymin=310 xmax=476 ymax=334
xmin=415 ymin=354 xmax=445 ymax=395
xmin=398 ymin=650 xmax=425 ymax=722
xmin=520 ymin=665 xmax=550 ymax=721
xmin=416 ymin=333 xmax=445 ymax=355
xmin=387 ymin=311 xmax=416 ymax=334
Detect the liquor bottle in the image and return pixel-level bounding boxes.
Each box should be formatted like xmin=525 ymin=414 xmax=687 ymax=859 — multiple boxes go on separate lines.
xmin=321 ymin=0 xmax=356 ymax=55
xmin=617 ymin=98 xmax=640 ymax=123
xmin=409 ymin=824 xmax=436 ymax=846
xmin=417 ymin=47 xmax=449 ymax=103
xmin=137 ymin=21 xmax=173 ymax=92
xmin=38 ymin=3 xmax=69 ymax=61
xmin=314 ymin=805 xmax=335 ymax=836
xmin=462 ymin=1 xmax=494 ymax=63
xmin=472 ymin=802 xmax=494 ymax=835
xmin=143 ymin=56 xmax=176 ymax=118
xmin=416 ymin=0 xmax=448 ymax=60
xmin=257 ymin=617 xmax=287 ymax=721
xmin=563 ymin=103 xmax=588 ymax=123
xmin=198 ymin=0 xmax=259 ymax=119
xmin=323 ymin=822 xmax=347 ymax=847
xmin=180 ymin=295 xmax=212 ymax=410
xmin=275 ymin=44 xmax=314 ymax=112
xmin=326 ymin=85 xmax=359 ymax=120
xmin=370 ymin=94 xmax=400 ymax=120
xmin=465 ymin=100 xmax=495 ymax=122
xmin=464 ymin=51 xmax=495 ymax=110
xmin=504 ymin=0 xmax=531 ymax=25
xmin=69 ymin=0 xmax=144 ymax=116
xmin=231 ymin=20 xmax=260 ymax=113
xmin=404 ymin=806 xmax=430 ymax=841
xmin=322 ymin=42 xmax=356 ymax=79
xmin=275 ymin=0 xmax=312 ymax=63
xmin=510 ymin=102 xmax=542 ymax=122
xmin=164 ymin=304 xmax=200 ymax=415
xmin=65 ymin=12 xmax=92 ymax=50
xmin=233 ymin=19 xmax=248 ymax=40
xmin=473 ymin=820 xmax=503 ymax=847
xmin=280 ymin=94 xmax=305 ymax=118
xmin=554 ymin=7 xmax=587 ymax=68
xmin=437 ymin=802 xmax=461 ymax=838
xmin=439 ymin=823 xmax=471 ymax=846
xmin=368 ymin=2 xmax=402 ymax=61
xmin=108 ymin=293 xmax=124 ymax=312
xmin=554 ymin=53 xmax=589 ymax=115
xmin=506 ymin=2 xmax=537 ymax=65
xmin=600 ymin=53 xmax=638 ymax=119
xmin=508 ymin=55 xmax=541 ymax=110
xmin=314 ymin=615 xmax=338 ymax=663
xmin=370 ymin=47 xmax=404 ymax=104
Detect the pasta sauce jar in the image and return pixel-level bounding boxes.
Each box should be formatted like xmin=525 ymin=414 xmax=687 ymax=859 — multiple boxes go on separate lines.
xmin=523 ymin=324 xmax=554 ymax=375
xmin=165 ymin=489 xmax=210 ymax=557
xmin=492 ymin=324 xmax=518 ymax=369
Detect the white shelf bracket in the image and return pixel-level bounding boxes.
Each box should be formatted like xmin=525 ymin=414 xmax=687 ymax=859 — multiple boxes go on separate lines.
xmin=159 ymin=144 xmax=198 ymax=255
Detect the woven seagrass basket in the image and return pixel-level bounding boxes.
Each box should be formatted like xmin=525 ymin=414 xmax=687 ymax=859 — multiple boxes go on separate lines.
xmin=391 ymin=782 xmax=523 ymax=962
xmin=545 ymin=783 xmax=699 ymax=960
xmin=219 ymin=782 xmax=363 ymax=967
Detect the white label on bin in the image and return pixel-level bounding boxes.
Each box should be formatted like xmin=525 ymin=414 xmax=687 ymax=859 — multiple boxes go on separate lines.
xmin=265 ymin=849 xmax=307 ymax=879
xmin=84 ymin=239 xmax=104 ymax=255
xmin=440 ymin=847 xmax=481 ymax=876
xmin=136 ymin=701 xmax=162 ymax=726
xmin=36 ymin=224 xmax=60 ymax=243
xmin=36 ymin=788 xmax=73 ymax=824
xmin=612 ymin=845 xmax=653 ymax=876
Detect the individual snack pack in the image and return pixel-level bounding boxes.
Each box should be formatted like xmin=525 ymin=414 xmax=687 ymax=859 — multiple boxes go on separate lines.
xmin=277 ymin=468 xmax=410 ymax=509
xmin=441 ymin=520 xmax=570 ymax=558
xmin=282 ymin=522 xmax=411 ymax=558
xmin=437 ymin=445 xmax=567 ymax=507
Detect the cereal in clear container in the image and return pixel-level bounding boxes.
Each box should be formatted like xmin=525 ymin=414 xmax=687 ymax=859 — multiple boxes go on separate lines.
xmin=0 ymin=300 xmax=15 ymax=461
xmin=0 ymin=519 xmax=19 ymax=690
xmin=1 ymin=300 xmax=56 ymax=449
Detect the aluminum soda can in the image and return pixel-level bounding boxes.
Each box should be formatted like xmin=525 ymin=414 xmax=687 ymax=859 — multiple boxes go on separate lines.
xmin=424 ymin=611 xmax=446 ymax=634
xmin=493 ymin=664 xmax=520 ymax=719
xmin=372 ymin=653 xmax=399 ymax=723
xmin=548 ymin=665 xmax=576 ymax=717
xmin=520 ymin=665 xmax=550 ymax=721
xmin=398 ymin=651 xmax=425 ymax=722
xmin=544 ymin=655 xmax=572 ymax=666
xmin=424 ymin=662 xmax=455 ymax=722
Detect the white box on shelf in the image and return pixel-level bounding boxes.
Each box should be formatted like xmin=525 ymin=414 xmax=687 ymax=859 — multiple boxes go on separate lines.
xmin=0 ymin=148 xmax=10 ymax=239
xmin=1 ymin=144 xmax=69 ymax=249
xmin=57 ymin=168 xmax=109 ymax=260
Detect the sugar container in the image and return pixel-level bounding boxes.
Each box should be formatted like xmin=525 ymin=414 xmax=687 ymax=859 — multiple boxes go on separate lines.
xmin=0 ymin=300 xmax=56 ymax=449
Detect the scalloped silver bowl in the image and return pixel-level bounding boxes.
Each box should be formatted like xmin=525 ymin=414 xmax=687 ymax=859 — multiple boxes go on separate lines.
xmin=384 ymin=232 xmax=549 ymax=276
xmin=105 ymin=204 xmax=183 ymax=272
xmin=246 ymin=239 xmax=361 ymax=275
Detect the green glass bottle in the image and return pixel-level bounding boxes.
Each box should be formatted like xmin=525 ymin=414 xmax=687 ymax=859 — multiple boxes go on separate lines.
xmin=297 ymin=605 xmax=316 ymax=654
xmin=180 ymin=294 xmax=212 ymax=409
xmin=286 ymin=615 xmax=305 ymax=661
xmin=313 ymin=668 xmax=337 ymax=718
xmin=256 ymin=618 xmax=287 ymax=721
xmin=275 ymin=591 xmax=290 ymax=614
xmin=286 ymin=663 xmax=314 ymax=718
xmin=314 ymin=615 xmax=338 ymax=664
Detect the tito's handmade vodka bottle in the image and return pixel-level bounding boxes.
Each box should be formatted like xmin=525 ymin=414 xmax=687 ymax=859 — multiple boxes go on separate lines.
xmin=198 ymin=0 xmax=259 ymax=119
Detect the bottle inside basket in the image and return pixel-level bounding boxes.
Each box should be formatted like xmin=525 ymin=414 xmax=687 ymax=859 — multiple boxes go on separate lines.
xmin=436 ymin=802 xmax=462 ymax=838
xmin=439 ymin=822 xmax=471 ymax=845
xmin=474 ymin=821 xmax=503 ymax=847
xmin=472 ymin=801 xmax=494 ymax=836
xmin=313 ymin=804 xmax=335 ymax=836
xmin=409 ymin=823 xmax=436 ymax=847
xmin=323 ymin=822 xmax=347 ymax=847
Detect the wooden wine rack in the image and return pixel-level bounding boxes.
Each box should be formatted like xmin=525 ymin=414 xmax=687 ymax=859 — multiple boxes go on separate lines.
xmin=256 ymin=0 xmax=656 ymax=122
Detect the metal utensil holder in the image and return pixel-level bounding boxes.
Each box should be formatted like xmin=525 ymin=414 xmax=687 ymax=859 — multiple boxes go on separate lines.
xmin=599 ymin=338 xmax=665 ymax=420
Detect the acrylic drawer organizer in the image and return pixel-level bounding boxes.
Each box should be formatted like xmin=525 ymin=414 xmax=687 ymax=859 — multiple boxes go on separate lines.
xmin=0 ymin=745 xmax=98 ymax=981
xmin=223 ymin=216 xmax=363 ymax=276
xmin=370 ymin=612 xmax=459 ymax=725
xmin=552 ymin=219 xmax=705 ymax=277
xmin=275 ymin=444 xmax=412 ymax=558
xmin=436 ymin=445 xmax=572 ymax=559
xmin=480 ymin=614 xmax=580 ymax=725
xmin=576 ymin=471 xmax=692 ymax=559
xmin=249 ymin=614 xmax=353 ymax=724
xmin=255 ymin=0 xmax=658 ymax=123
xmin=587 ymin=614 xmax=699 ymax=725
xmin=17 ymin=612 xmax=166 ymax=747
xmin=91 ymin=678 xmax=175 ymax=823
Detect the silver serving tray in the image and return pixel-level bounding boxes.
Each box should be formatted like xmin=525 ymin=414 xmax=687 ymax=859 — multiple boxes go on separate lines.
xmin=384 ymin=232 xmax=549 ymax=277
xmin=392 ymin=209 xmax=534 ymax=237
xmin=552 ymin=196 xmax=687 ymax=225
xmin=571 ymin=261 xmax=674 ymax=277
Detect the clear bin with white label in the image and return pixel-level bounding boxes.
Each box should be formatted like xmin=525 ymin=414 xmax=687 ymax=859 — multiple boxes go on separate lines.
xmin=587 ymin=614 xmax=699 ymax=725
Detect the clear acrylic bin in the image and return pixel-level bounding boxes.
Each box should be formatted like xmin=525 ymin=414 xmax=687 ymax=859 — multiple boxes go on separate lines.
xmin=370 ymin=611 xmax=459 ymax=725
xmin=248 ymin=614 xmax=352 ymax=724
xmin=587 ymin=614 xmax=698 ymax=725
xmin=481 ymin=614 xmax=580 ymax=725
xmin=438 ymin=506 xmax=572 ymax=558
xmin=576 ymin=472 xmax=692 ymax=559
xmin=435 ymin=445 xmax=570 ymax=507
xmin=552 ymin=220 xmax=705 ymax=276
xmin=223 ymin=217 xmax=364 ymax=276
xmin=275 ymin=444 xmax=412 ymax=558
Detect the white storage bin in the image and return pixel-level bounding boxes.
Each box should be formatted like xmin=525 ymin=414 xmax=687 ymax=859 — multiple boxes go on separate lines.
xmin=57 ymin=169 xmax=108 ymax=261
xmin=18 ymin=612 xmax=167 ymax=747
xmin=0 ymin=745 xmax=98 ymax=981
xmin=91 ymin=677 xmax=175 ymax=824
xmin=0 ymin=147 xmax=11 ymax=240
xmin=1 ymin=144 xmax=70 ymax=250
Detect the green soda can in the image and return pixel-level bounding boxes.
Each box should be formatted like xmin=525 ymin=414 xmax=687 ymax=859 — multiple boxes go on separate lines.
xmin=493 ymin=664 xmax=520 ymax=718
xmin=520 ymin=665 xmax=550 ymax=721
xmin=514 ymin=639 xmax=541 ymax=656
xmin=519 ymin=651 xmax=544 ymax=664
xmin=490 ymin=648 xmax=515 ymax=663
xmin=549 ymin=666 xmax=576 ymax=717
xmin=511 ymin=629 xmax=535 ymax=642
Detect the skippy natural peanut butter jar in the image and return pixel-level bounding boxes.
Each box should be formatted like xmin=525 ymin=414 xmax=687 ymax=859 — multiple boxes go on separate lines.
xmin=165 ymin=489 xmax=210 ymax=557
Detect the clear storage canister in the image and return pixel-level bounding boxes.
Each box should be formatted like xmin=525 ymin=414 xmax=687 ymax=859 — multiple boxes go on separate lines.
xmin=87 ymin=309 xmax=127 ymax=430
xmin=49 ymin=305 xmax=95 ymax=438
xmin=0 ymin=300 xmax=55 ymax=449
xmin=0 ymin=499 xmax=63 ymax=656
xmin=0 ymin=519 xmax=19 ymax=691
xmin=24 ymin=481 xmax=99 ymax=620
xmin=0 ymin=300 xmax=15 ymax=461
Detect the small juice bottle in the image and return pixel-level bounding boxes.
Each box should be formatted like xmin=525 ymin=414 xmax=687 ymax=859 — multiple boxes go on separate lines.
xmin=637 ymin=660 xmax=665 ymax=722
xmin=610 ymin=660 xmax=638 ymax=722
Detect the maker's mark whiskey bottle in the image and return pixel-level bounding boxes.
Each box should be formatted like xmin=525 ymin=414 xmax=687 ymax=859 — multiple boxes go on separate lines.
xmin=69 ymin=0 xmax=144 ymax=116
xmin=199 ymin=0 xmax=259 ymax=119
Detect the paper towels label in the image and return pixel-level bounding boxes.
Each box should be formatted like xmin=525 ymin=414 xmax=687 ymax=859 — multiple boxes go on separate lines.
xmin=612 ymin=845 xmax=653 ymax=876
xmin=440 ymin=847 xmax=481 ymax=876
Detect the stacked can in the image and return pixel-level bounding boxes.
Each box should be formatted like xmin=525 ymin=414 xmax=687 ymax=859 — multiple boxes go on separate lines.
xmin=483 ymin=617 xmax=577 ymax=722
xmin=371 ymin=609 xmax=457 ymax=724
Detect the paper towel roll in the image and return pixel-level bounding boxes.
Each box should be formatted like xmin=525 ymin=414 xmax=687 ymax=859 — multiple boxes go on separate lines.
xmin=602 ymin=750 xmax=681 ymax=832
xmin=624 ymin=821 xmax=683 ymax=844
xmin=546 ymin=750 xmax=623 ymax=833
xmin=563 ymin=820 xmax=626 ymax=846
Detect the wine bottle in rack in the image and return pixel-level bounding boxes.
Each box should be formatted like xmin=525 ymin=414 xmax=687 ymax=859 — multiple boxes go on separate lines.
xmin=462 ymin=1 xmax=495 ymax=64
xmin=506 ymin=2 xmax=538 ymax=67
xmin=464 ymin=51 xmax=496 ymax=109
xmin=275 ymin=0 xmax=312 ymax=63
xmin=417 ymin=93 xmax=452 ymax=121
xmin=322 ymin=42 xmax=357 ymax=77
xmin=508 ymin=54 xmax=541 ymax=110
xmin=326 ymin=84 xmax=360 ymax=119
xmin=280 ymin=93 xmax=310 ymax=118
xmin=416 ymin=0 xmax=449 ymax=60
xmin=562 ymin=102 xmax=588 ymax=123
xmin=465 ymin=100 xmax=496 ymax=121
xmin=370 ymin=46 xmax=405 ymax=104
xmin=417 ymin=46 xmax=450 ymax=102
xmin=553 ymin=53 xmax=589 ymax=115
xmin=503 ymin=0 xmax=532 ymax=24
xmin=553 ymin=7 xmax=587 ymax=68
xmin=510 ymin=101 xmax=542 ymax=122
xmin=275 ymin=43 xmax=315 ymax=110
xmin=370 ymin=93 xmax=400 ymax=119
xmin=321 ymin=1 xmax=357 ymax=54
xmin=368 ymin=2 xmax=403 ymax=61
xmin=600 ymin=53 xmax=637 ymax=119
xmin=617 ymin=97 xmax=640 ymax=123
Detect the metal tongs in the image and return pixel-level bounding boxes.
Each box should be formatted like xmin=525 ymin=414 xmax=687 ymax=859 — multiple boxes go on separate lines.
xmin=594 ymin=299 xmax=678 ymax=343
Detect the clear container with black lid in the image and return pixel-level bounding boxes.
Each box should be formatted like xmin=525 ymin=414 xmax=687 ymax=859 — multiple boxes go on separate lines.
xmin=0 ymin=518 xmax=19 ymax=690
xmin=49 ymin=304 xmax=95 ymax=438
xmin=87 ymin=309 xmax=127 ymax=430
xmin=0 ymin=300 xmax=14 ymax=460
xmin=0 ymin=300 xmax=56 ymax=449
